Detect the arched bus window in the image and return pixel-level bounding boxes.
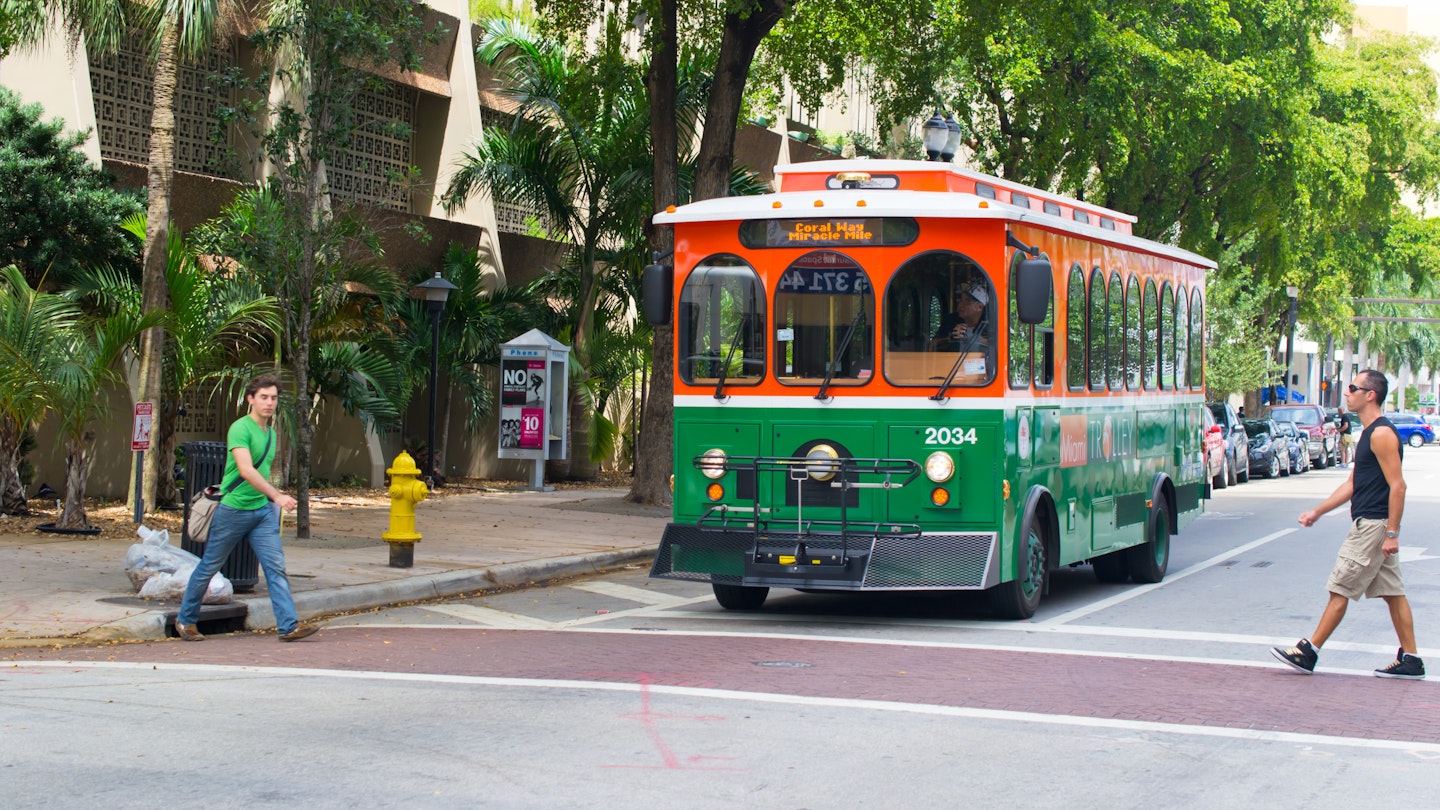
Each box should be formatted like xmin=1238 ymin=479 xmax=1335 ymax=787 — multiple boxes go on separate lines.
xmin=1107 ymin=271 xmax=1123 ymax=390
xmin=775 ymin=251 xmax=874 ymax=385
xmin=1066 ymin=266 xmax=1085 ymax=391
xmin=1175 ymin=284 xmax=1189 ymax=389
xmin=1143 ymin=278 xmax=1159 ymax=389
xmin=1190 ymin=287 xmax=1205 ymax=388
xmin=1088 ymin=268 xmax=1106 ymax=390
xmin=883 ymin=250 xmax=996 ymax=387
xmin=1125 ymin=275 xmax=1142 ymax=389
xmin=1160 ymin=282 xmax=1175 ymax=389
xmin=678 ymin=254 xmax=766 ymax=385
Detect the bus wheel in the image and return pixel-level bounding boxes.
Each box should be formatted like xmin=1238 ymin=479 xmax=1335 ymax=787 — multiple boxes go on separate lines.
xmin=712 ymin=583 xmax=769 ymax=610
xmin=990 ymin=522 xmax=1047 ymax=620
xmin=1092 ymin=552 xmax=1130 ymax=583
xmin=1127 ymin=502 xmax=1170 ymax=584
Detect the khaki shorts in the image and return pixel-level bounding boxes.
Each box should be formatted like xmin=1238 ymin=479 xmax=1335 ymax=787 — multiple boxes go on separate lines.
xmin=1327 ymin=517 xmax=1405 ymax=600
xmin=1341 ymin=433 xmax=1356 ymax=447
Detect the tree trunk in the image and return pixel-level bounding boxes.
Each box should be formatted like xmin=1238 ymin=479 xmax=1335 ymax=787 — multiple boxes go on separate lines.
xmin=132 ymin=21 xmax=179 ymax=518
xmin=57 ymin=431 xmax=95 ymax=530
xmin=0 ymin=418 xmax=27 ymax=515
xmin=692 ymin=0 xmax=785 ymax=200
xmin=157 ymin=399 xmax=181 ymax=506
xmin=629 ymin=0 xmax=680 ymax=506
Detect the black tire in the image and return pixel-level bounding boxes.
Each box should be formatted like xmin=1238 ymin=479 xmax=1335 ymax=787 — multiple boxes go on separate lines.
xmin=1213 ymin=455 xmax=1228 ymax=491
xmin=1280 ymin=457 xmax=1290 ymax=477
xmin=1314 ymin=448 xmax=1327 ymax=469
xmin=1409 ymin=432 xmax=1425 ymax=448
xmin=1092 ymin=551 xmax=1130 ymax=583
xmin=1235 ymin=450 xmax=1249 ymax=483
xmin=990 ymin=515 xmax=1047 ymax=620
xmin=1127 ymin=501 xmax=1171 ymax=584
xmin=712 ymin=582 xmax=769 ymax=610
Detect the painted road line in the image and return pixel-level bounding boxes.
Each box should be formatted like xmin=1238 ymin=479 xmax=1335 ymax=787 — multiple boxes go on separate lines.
xmin=558 ymin=594 xmax=718 ymax=627
xmin=24 ymin=660 xmax=1440 ymax=756
xmin=419 ymin=604 xmax=555 ymax=629
xmin=569 ymin=581 xmax=693 ymax=606
xmin=1035 ymin=527 xmax=1299 ymax=627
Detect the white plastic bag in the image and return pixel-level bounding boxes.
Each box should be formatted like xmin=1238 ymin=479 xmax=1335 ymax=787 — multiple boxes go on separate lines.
xmin=124 ymin=525 xmax=231 ymax=603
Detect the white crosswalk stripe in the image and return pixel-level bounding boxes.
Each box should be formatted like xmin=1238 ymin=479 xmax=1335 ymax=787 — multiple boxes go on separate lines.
xmin=568 ymin=580 xmax=691 ymax=605
xmin=420 ymin=603 xmax=555 ymax=629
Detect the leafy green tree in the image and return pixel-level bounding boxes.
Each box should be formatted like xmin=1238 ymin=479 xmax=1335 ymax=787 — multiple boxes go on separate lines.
xmin=15 ymin=0 xmax=252 ymax=515
xmin=0 ymin=86 xmax=142 ymax=286
xmin=0 ymin=265 xmax=72 ymax=513
xmin=74 ymin=214 xmax=281 ymax=506
xmin=200 ymin=1 xmax=438 ymax=536
xmin=444 ymin=16 xmax=653 ymax=479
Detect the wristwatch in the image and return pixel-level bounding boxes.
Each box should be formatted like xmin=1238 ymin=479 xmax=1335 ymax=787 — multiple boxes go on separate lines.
xmin=1385 ymin=530 xmax=1399 ymax=539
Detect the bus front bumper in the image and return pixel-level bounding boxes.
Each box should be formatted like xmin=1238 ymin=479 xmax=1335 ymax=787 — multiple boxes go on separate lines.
xmin=649 ymin=523 xmax=1001 ymax=591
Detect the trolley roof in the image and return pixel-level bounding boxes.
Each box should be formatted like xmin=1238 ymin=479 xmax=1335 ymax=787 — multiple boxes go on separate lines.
xmin=653 ymin=159 xmax=1215 ymax=270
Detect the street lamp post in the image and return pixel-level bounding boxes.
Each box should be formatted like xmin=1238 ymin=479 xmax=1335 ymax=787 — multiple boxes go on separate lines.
xmin=411 ymin=272 xmax=458 ymax=486
xmin=922 ymin=112 xmax=948 ymax=161
xmin=1284 ymin=286 xmax=1299 ymax=405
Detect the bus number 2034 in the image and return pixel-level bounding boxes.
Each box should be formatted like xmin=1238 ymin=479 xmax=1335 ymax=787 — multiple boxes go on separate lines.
xmin=924 ymin=427 xmax=978 ymax=445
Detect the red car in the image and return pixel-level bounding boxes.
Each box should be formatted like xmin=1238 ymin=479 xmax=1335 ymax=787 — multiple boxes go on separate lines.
xmin=1267 ymin=404 xmax=1338 ymax=468
xmin=1202 ymin=406 xmax=1228 ymax=491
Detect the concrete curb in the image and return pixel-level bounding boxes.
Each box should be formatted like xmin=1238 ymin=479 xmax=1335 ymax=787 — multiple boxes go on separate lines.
xmin=1 ymin=545 xmax=659 ymax=647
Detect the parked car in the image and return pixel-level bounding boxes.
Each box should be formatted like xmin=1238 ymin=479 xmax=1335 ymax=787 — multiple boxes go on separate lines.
xmin=1423 ymin=414 xmax=1440 ymax=442
xmin=1276 ymin=420 xmax=1310 ymax=474
xmin=1267 ymin=404 xmax=1338 ymax=468
xmin=1207 ymin=402 xmax=1249 ymax=485
xmin=1244 ymin=418 xmax=1290 ymax=479
xmin=1202 ymin=406 xmax=1228 ymax=491
xmin=1384 ymin=413 xmax=1435 ymax=448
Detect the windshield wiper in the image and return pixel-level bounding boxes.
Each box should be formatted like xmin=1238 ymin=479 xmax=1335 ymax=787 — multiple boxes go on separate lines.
xmin=931 ymin=318 xmax=988 ymax=402
xmin=816 ymin=307 xmax=865 ymax=401
xmin=714 ymin=314 xmax=749 ymax=400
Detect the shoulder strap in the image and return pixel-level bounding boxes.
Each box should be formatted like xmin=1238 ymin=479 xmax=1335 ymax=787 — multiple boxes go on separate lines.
xmin=220 ymin=428 xmax=274 ymax=496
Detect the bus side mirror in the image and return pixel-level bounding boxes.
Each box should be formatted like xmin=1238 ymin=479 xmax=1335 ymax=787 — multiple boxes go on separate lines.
xmin=1015 ymin=256 xmax=1052 ymax=324
xmin=642 ymin=263 xmax=672 ymax=326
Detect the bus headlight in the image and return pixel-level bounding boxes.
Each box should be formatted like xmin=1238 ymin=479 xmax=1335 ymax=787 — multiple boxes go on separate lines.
xmin=925 ymin=451 xmax=955 ymax=483
xmin=698 ymin=448 xmax=728 ymax=479
xmin=806 ymin=444 xmax=841 ymax=481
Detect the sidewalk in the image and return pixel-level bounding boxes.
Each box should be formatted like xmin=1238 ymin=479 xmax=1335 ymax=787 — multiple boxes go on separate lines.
xmin=0 ymin=488 xmax=667 ymax=648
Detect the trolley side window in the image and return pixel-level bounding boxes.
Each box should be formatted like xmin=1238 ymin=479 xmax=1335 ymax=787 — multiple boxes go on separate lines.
xmin=1175 ymin=284 xmax=1188 ymax=389
xmin=883 ymin=250 xmax=996 ymax=386
xmin=1066 ymin=266 xmax=1085 ymax=391
xmin=1189 ymin=287 xmax=1204 ymax=389
xmin=1088 ymin=268 xmax=1107 ymax=391
xmin=774 ymin=251 xmax=874 ymax=385
xmin=1009 ymin=251 xmax=1054 ymax=389
xmin=678 ymin=255 xmax=766 ymax=385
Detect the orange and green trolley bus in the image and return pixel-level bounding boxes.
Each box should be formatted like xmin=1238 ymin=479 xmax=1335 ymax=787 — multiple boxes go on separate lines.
xmin=641 ymin=159 xmax=1215 ymax=619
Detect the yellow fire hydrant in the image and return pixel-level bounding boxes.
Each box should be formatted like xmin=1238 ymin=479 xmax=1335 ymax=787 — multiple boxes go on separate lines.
xmin=383 ymin=450 xmax=428 ymax=568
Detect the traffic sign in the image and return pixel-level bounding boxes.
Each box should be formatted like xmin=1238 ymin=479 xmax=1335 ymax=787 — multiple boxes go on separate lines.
xmin=132 ymin=402 xmax=154 ymax=451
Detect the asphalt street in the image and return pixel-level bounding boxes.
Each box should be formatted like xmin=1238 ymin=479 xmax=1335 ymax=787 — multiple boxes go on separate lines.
xmin=6 ymin=447 xmax=1439 ymax=808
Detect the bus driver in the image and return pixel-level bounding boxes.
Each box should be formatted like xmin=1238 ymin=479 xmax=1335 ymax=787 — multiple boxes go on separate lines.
xmin=930 ymin=283 xmax=991 ymax=351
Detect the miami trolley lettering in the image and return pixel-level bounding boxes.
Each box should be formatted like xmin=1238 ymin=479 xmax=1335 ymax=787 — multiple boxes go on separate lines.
xmin=1059 ymin=413 xmax=1137 ymax=468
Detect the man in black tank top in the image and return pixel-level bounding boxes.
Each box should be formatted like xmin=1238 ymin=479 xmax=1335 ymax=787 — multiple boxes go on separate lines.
xmin=1271 ymin=369 xmax=1425 ymax=679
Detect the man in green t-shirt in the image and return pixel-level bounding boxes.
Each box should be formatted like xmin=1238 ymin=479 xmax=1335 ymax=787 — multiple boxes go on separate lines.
xmin=176 ymin=375 xmax=318 ymax=642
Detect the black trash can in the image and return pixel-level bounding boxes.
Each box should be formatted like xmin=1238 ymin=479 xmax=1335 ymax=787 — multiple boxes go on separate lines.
xmin=180 ymin=440 xmax=259 ymax=593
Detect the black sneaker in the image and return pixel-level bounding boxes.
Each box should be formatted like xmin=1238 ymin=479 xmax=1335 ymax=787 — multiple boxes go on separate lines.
xmin=1374 ymin=648 xmax=1426 ymax=680
xmin=1271 ymin=638 xmax=1318 ymax=673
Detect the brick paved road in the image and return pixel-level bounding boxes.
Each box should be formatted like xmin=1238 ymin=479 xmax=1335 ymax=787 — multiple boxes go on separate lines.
xmin=12 ymin=627 xmax=1436 ymax=745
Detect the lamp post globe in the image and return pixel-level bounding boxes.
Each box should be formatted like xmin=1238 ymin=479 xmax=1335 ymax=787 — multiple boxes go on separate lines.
xmin=922 ymin=112 xmax=948 ymax=161
xmin=410 ymin=272 xmax=459 ymax=485
xmin=941 ymin=115 xmax=961 ymax=162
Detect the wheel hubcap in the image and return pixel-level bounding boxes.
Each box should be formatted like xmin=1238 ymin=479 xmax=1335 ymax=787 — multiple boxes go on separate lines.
xmin=1022 ymin=531 xmax=1043 ymax=598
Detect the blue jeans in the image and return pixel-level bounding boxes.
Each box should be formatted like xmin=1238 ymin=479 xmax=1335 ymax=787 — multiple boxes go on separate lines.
xmin=178 ymin=503 xmax=299 ymax=634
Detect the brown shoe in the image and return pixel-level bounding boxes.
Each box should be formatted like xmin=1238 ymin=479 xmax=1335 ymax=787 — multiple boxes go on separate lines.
xmin=278 ymin=625 xmax=319 ymax=642
xmin=175 ymin=620 xmax=204 ymax=642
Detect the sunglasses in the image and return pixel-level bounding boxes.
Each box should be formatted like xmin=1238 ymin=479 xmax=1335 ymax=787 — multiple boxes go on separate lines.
xmin=1347 ymin=384 xmax=1373 ymax=394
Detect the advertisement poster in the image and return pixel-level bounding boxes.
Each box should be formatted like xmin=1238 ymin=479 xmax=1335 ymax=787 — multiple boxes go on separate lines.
xmin=500 ymin=358 xmax=546 ymax=451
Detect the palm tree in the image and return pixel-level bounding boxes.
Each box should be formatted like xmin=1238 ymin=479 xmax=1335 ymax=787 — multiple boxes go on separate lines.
xmin=75 ymin=214 xmax=280 ymax=505
xmin=443 ymin=16 xmax=653 ymax=479
xmin=0 ymin=266 xmax=75 ymax=514
xmin=25 ymin=0 xmax=249 ymax=512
